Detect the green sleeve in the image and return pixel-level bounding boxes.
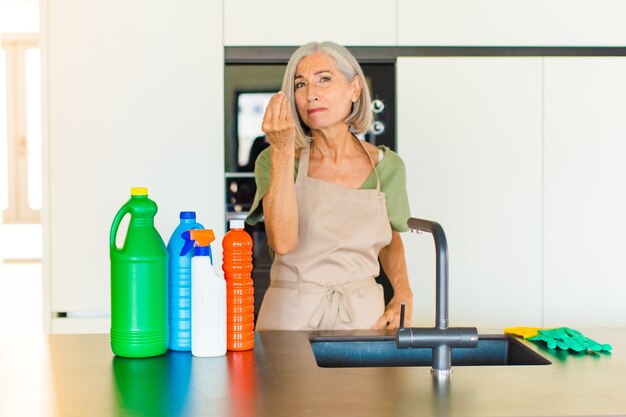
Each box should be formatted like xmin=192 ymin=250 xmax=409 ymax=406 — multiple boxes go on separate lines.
xmin=367 ymin=147 xmax=411 ymax=233
xmin=245 ymin=148 xmax=299 ymax=225
xmin=246 ymin=148 xmax=272 ymax=226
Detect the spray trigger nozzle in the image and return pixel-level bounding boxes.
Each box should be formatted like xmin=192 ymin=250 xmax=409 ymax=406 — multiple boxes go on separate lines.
xmin=180 ymin=231 xmax=194 ymax=256
xmin=180 ymin=229 xmax=216 ymax=263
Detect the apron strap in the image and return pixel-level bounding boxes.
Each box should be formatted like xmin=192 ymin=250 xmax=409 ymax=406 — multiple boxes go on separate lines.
xmin=355 ymin=138 xmax=382 ymax=192
xmin=270 ymin=278 xmax=379 ymax=329
xmin=296 ymin=145 xmax=311 ymax=183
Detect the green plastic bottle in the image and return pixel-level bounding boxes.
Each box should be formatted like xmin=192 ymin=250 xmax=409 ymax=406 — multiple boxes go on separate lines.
xmin=110 ymin=187 xmax=168 ymax=358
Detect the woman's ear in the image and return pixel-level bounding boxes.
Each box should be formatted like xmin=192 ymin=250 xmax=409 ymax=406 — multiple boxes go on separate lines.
xmin=351 ymin=75 xmax=363 ymax=102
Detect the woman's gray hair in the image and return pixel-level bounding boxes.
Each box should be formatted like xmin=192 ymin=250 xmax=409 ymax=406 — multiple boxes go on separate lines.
xmin=281 ymin=41 xmax=373 ymax=149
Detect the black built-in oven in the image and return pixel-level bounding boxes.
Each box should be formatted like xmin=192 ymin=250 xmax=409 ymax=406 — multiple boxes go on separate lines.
xmin=225 ymin=50 xmax=396 ymax=319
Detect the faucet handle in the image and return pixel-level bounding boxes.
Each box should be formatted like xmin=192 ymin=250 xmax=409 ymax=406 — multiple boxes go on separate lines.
xmin=399 ymin=303 xmax=406 ymax=329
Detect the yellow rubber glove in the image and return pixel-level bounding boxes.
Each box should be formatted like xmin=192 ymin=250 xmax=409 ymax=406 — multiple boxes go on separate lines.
xmin=504 ymin=326 xmax=547 ymax=339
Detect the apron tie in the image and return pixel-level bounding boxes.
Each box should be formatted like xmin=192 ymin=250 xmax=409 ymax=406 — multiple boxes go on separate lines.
xmin=270 ymin=279 xmax=377 ymax=330
xmin=308 ymin=285 xmax=355 ymax=329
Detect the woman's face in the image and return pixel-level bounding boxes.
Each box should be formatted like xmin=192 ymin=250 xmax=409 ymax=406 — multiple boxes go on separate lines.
xmin=293 ymin=51 xmax=361 ymax=132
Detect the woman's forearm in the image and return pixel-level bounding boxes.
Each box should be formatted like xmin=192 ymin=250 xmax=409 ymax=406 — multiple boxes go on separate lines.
xmin=260 ymin=92 xmax=299 ymax=255
xmin=263 ymin=146 xmax=299 ymax=255
xmin=376 ymin=231 xmax=413 ymax=328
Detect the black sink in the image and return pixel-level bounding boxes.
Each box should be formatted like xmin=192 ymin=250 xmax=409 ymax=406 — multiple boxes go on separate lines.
xmin=310 ymin=334 xmax=551 ymax=367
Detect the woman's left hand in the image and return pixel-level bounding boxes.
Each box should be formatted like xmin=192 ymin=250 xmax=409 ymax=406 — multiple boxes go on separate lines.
xmin=375 ymin=231 xmax=413 ymax=330
xmin=374 ymin=291 xmax=413 ymax=330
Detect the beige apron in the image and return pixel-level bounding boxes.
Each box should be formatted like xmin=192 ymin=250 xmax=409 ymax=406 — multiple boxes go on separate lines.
xmin=256 ymin=139 xmax=392 ymax=330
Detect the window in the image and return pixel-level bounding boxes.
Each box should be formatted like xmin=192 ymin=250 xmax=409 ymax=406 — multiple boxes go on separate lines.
xmin=1 ymin=33 xmax=40 ymax=224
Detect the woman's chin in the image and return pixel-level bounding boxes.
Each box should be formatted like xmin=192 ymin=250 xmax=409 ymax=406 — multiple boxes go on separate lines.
xmin=306 ymin=120 xmax=346 ymax=133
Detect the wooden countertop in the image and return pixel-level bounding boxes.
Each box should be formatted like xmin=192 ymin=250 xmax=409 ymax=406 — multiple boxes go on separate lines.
xmin=1 ymin=328 xmax=625 ymax=416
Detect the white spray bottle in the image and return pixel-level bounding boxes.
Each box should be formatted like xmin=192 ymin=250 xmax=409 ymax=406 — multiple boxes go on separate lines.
xmin=180 ymin=229 xmax=226 ymax=357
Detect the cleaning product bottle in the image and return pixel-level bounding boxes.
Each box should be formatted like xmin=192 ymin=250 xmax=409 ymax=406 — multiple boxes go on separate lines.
xmin=222 ymin=220 xmax=254 ymax=351
xmin=167 ymin=211 xmax=204 ymax=351
xmin=181 ymin=229 xmax=226 ymax=357
xmin=109 ymin=187 xmax=168 ymax=358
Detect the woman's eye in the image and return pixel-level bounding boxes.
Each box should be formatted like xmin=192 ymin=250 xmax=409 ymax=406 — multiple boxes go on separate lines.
xmin=295 ymin=81 xmax=306 ymax=89
xmin=320 ymin=76 xmax=331 ymax=83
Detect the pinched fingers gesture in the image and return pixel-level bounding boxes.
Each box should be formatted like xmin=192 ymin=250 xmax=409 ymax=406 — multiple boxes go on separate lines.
xmin=261 ymin=91 xmax=295 ymax=150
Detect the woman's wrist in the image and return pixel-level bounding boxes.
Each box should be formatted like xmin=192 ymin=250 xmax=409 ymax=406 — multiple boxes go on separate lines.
xmin=270 ymin=146 xmax=294 ymax=178
xmin=392 ymin=286 xmax=413 ymax=301
xmin=270 ymin=145 xmax=294 ymax=166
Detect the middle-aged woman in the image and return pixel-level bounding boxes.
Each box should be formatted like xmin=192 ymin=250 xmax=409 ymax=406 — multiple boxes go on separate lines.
xmin=246 ymin=41 xmax=413 ymax=331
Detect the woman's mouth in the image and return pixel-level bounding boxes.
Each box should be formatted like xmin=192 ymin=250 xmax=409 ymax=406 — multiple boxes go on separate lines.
xmin=307 ymin=108 xmax=326 ymax=114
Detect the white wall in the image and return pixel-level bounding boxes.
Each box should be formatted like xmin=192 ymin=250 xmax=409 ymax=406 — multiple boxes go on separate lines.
xmin=0 ymin=0 xmax=38 ymax=32
xmin=224 ymin=0 xmax=396 ymax=46
xmin=397 ymin=0 xmax=626 ymax=46
xmin=398 ymin=56 xmax=626 ymax=328
xmin=224 ymin=0 xmax=626 ymax=47
xmin=42 ymin=0 xmax=224 ymax=332
xmin=543 ymin=58 xmax=626 ymax=327
xmin=398 ymin=57 xmax=544 ymax=328
xmin=1 ymin=8 xmax=40 ymax=259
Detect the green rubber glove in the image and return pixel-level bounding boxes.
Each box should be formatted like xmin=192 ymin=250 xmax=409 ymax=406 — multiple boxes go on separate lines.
xmin=528 ymin=327 xmax=612 ymax=352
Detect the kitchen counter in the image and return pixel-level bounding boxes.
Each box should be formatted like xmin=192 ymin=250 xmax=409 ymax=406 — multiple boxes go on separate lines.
xmin=1 ymin=329 xmax=625 ymax=417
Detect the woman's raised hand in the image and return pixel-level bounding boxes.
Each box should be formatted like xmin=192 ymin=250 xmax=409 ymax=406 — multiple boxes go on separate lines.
xmin=261 ymin=91 xmax=299 ymax=255
xmin=262 ymin=92 xmax=295 ymax=150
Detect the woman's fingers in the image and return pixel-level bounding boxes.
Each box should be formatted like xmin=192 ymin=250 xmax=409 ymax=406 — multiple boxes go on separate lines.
xmin=374 ymin=310 xmax=398 ymax=329
xmin=262 ymin=92 xmax=289 ymax=132
xmin=280 ymin=92 xmax=292 ymax=123
xmin=373 ymin=315 xmax=390 ymax=330
xmin=262 ymin=92 xmax=295 ymax=149
xmin=261 ymin=93 xmax=279 ymax=133
xmin=373 ymin=299 xmax=413 ymax=330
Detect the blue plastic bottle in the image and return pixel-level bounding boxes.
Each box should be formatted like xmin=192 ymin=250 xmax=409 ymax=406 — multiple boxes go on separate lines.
xmin=167 ymin=211 xmax=204 ymax=351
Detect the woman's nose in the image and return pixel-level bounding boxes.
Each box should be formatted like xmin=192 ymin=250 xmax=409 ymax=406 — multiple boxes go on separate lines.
xmin=306 ymin=84 xmax=319 ymax=102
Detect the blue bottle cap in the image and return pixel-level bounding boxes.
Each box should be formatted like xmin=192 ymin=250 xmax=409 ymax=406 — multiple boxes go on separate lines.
xmin=180 ymin=211 xmax=196 ymax=219
xmin=194 ymin=245 xmax=213 ymax=263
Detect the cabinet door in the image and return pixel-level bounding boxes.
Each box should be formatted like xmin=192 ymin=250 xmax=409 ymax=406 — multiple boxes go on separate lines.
xmin=397 ymin=57 xmax=543 ymax=327
xmin=398 ymin=0 xmax=626 ymax=46
xmin=224 ymin=0 xmax=396 ymax=46
xmin=44 ymin=0 xmax=225 ymax=333
xmin=543 ymin=58 xmax=626 ymax=326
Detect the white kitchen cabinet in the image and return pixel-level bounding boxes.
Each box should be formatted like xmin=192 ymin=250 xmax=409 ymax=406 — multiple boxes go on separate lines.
xmin=224 ymin=0 xmax=396 ymax=46
xmin=543 ymin=58 xmax=626 ymax=327
xmin=42 ymin=0 xmax=225 ymax=333
xmin=397 ymin=57 xmax=543 ymax=328
xmin=398 ymin=0 xmax=626 ymax=46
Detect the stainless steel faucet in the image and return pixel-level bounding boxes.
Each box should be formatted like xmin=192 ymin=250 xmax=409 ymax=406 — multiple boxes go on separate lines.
xmin=396 ymin=217 xmax=479 ymax=377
